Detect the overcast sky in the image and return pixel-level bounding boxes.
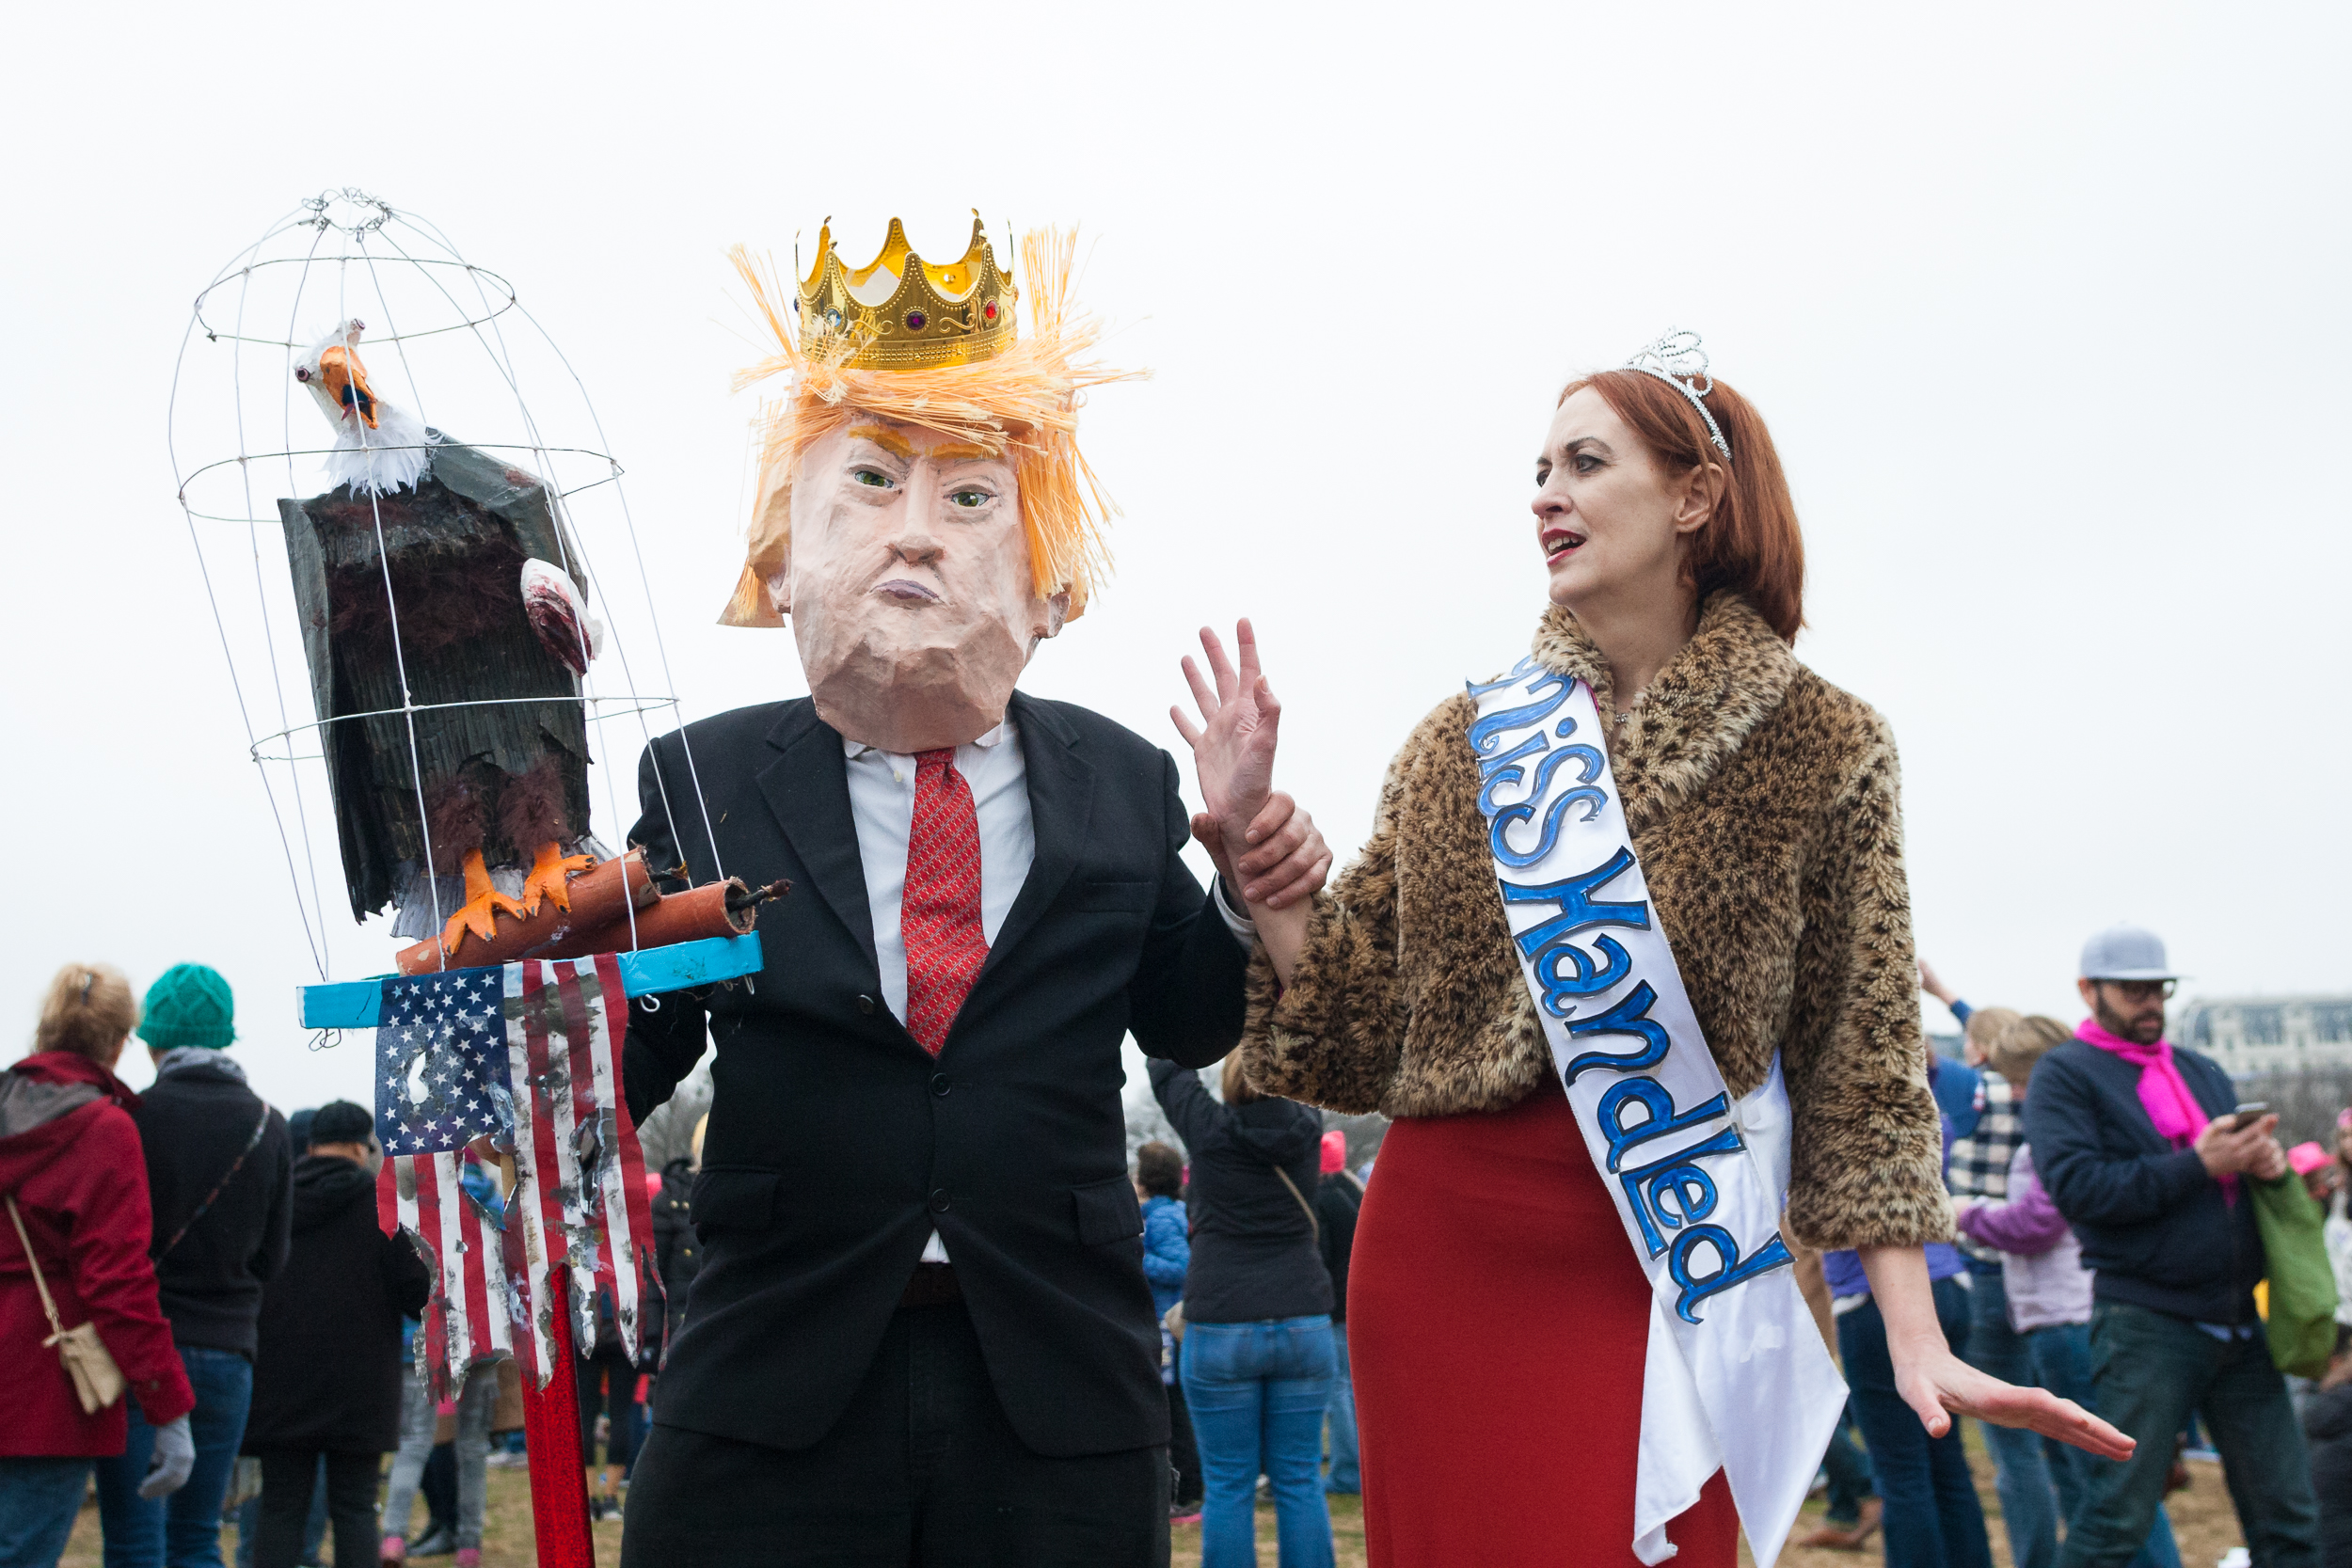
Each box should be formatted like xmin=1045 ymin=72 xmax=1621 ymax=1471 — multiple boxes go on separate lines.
xmin=4 ymin=3 xmax=2346 ymax=1114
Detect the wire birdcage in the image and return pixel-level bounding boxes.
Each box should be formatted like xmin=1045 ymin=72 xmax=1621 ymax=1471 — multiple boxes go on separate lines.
xmin=170 ymin=188 xmax=724 ymax=992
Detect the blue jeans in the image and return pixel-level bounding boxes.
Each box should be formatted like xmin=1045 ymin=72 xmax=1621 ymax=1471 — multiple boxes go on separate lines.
xmin=1963 ymin=1262 xmax=2059 ymax=1568
xmin=1181 ymin=1316 xmax=1336 ymax=1568
xmin=2058 ymin=1302 xmax=2318 ymax=1568
xmin=1323 ymin=1322 xmax=1359 ymax=1495
xmin=0 ymin=1457 xmax=93 ymax=1568
xmin=2026 ymin=1321 xmax=2178 ymax=1568
xmin=98 ymin=1344 xmax=254 ymax=1568
xmin=1840 ymin=1280 xmax=1994 ymax=1568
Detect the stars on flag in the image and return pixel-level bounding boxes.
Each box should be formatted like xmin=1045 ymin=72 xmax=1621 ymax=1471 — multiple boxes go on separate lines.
xmin=374 ymin=968 xmax=512 ymax=1157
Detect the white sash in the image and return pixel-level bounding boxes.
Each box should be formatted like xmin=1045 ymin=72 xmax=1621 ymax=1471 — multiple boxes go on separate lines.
xmin=1468 ymin=657 xmax=1844 ymax=1565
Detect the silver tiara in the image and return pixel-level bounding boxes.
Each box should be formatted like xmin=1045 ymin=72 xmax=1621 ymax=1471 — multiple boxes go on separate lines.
xmin=1624 ymin=328 xmax=1731 ymax=461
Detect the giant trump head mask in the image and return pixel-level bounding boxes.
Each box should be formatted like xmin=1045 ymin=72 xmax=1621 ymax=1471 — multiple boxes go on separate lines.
xmin=721 ymin=218 xmax=1136 ymax=752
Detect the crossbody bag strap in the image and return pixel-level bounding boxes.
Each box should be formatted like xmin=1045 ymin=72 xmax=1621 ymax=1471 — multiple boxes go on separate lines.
xmin=153 ymin=1102 xmax=272 ymax=1261
xmin=7 ymin=1194 xmax=67 ymax=1338
xmin=1272 ymin=1164 xmax=1319 ymax=1240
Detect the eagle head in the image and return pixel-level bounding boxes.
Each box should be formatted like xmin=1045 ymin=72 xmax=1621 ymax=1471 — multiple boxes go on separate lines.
xmin=292 ymin=318 xmax=433 ymax=496
xmin=294 ymin=319 xmax=382 ymax=433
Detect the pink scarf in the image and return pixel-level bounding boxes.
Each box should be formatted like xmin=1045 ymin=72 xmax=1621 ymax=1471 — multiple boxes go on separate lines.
xmin=2076 ymin=1018 xmax=2233 ymax=1200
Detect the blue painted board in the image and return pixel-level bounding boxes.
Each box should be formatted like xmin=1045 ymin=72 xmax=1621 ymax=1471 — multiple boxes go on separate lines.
xmin=296 ymin=933 xmax=764 ymax=1029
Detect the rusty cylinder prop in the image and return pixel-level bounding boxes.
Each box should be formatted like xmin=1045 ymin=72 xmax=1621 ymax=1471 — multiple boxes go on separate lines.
xmin=532 ymin=876 xmax=761 ymax=960
xmin=393 ymin=849 xmax=655 ymax=976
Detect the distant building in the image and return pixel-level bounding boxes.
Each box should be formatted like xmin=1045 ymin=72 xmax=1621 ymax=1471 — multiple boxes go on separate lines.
xmin=2176 ymin=995 xmax=2352 ymax=1080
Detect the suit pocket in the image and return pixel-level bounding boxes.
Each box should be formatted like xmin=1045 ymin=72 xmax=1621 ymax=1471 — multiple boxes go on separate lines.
xmin=1072 ymin=1173 xmax=1145 ymax=1246
xmin=690 ymin=1168 xmax=779 ymax=1233
xmin=1070 ymin=879 xmax=1154 ymax=913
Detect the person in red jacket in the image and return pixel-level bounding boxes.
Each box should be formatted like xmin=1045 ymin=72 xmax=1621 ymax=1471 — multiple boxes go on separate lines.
xmin=0 ymin=962 xmax=197 ymax=1568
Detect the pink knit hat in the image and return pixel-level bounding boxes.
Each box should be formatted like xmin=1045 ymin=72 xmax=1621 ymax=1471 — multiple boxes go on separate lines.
xmin=2290 ymin=1141 xmax=2332 ymax=1178
xmin=1321 ymin=1130 xmax=1348 ymax=1175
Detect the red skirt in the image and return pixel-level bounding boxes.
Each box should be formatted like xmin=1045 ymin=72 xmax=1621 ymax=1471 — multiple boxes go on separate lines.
xmin=1351 ymin=1072 xmax=1737 ymax=1567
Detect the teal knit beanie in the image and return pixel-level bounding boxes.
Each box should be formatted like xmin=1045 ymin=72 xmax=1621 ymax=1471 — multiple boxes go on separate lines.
xmin=137 ymin=964 xmax=237 ymax=1050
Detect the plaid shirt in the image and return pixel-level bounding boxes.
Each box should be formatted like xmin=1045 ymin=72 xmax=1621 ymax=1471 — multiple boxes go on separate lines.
xmin=1947 ymin=1072 xmax=2025 ymax=1263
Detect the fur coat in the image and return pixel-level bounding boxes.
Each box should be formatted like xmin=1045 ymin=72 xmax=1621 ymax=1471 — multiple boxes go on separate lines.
xmin=1239 ymin=592 xmax=1951 ymax=1251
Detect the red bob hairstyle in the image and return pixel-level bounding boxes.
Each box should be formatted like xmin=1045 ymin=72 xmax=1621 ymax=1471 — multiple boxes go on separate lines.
xmin=1556 ymin=369 xmax=1805 ymax=642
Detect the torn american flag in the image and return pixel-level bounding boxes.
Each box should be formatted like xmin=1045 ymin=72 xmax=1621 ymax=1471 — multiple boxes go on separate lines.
xmin=373 ymin=953 xmax=654 ymax=1390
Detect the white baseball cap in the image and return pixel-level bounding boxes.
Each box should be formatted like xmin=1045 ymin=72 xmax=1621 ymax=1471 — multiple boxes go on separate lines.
xmin=2079 ymin=925 xmax=2179 ymax=982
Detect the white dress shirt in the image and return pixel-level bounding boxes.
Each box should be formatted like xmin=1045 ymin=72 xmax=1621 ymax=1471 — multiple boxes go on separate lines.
xmin=838 ymin=717 xmax=1257 ymax=1263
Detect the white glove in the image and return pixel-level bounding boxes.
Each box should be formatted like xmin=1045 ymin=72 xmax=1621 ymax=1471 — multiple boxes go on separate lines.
xmin=138 ymin=1414 xmax=195 ymax=1499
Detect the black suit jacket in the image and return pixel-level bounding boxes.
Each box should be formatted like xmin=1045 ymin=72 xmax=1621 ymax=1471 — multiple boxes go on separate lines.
xmin=624 ymin=691 xmax=1248 ymax=1457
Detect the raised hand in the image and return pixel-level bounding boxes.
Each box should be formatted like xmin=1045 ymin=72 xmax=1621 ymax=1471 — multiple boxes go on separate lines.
xmin=1170 ymin=621 xmax=1281 ymax=865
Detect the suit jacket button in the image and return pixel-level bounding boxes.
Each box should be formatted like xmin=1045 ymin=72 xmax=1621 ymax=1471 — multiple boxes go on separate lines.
xmin=857 ymin=994 xmax=877 ymax=1016
xmin=930 ymin=1072 xmax=951 ymax=1098
xmin=929 ymin=1188 xmax=951 ymax=1214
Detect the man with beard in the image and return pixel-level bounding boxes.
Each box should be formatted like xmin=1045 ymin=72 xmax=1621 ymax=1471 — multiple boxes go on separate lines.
xmin=2026 ymin=925 xmax=2316 ymax=1565
xmin=614 ymin=218 xmax=1328 ymax=1568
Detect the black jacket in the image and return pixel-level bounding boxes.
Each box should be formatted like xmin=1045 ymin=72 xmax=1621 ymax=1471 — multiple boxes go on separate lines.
xmin=624 ymin=695 xmax=1249 ymax=1458
xmin=1149 ymin=1060 xmax=1330 ymax=1325
xmin=1317 ymin=1172 xmax=1363 ymax=1323
xmin=2025 ymin=1037 xmax=2261 ymax=1325
xmin=651 ymin=1158 xmax=701 ymax=1325
xmin=131 ymin=1059 xmax=292 ymax=1357
xmin=243 ymin=1155 xmax=430 ymax=1453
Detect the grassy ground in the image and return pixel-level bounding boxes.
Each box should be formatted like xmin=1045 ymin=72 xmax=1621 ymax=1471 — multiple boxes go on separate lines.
xmin=61 ymin=1433 xmax=2246 ymax=1566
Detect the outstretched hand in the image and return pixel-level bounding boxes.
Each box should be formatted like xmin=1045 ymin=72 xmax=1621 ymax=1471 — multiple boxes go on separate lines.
xmin=1170 ymin=621 xmax=1281 ymax=865
xmin=1894 ymin=1338 xmax=2136 ymax=1461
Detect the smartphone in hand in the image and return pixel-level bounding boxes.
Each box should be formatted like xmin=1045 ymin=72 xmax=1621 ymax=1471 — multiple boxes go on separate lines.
xmin=2228 ymin=1101 xmax=2271 ymax=1132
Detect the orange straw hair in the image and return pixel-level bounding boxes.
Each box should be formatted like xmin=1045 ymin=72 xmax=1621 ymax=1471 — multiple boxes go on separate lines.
xmin=721 ymin=229 xmax=1141 ymax=627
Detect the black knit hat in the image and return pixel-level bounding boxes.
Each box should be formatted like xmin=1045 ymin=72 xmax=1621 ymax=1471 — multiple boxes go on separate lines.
xmin=310 ymin=1101 xmax=373 ymax=1148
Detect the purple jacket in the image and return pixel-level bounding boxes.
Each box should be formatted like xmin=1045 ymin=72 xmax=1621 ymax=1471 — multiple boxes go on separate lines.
xmin=1955 ymin=1145 xmax=2092 ymax=1331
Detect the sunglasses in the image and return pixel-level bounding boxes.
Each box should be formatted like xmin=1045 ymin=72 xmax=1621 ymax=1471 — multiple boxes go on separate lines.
xmin=2099 ymin=979 xmax=2176 ymax=1004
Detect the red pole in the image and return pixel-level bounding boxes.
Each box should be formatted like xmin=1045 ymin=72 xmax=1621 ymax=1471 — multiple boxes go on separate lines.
xmin=521 ymin=1274 xmax=596 ymax=1567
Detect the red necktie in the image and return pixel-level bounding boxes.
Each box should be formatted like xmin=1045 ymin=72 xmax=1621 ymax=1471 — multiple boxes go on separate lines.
xmin=901 ymin=749 xmax=988 ymax=1054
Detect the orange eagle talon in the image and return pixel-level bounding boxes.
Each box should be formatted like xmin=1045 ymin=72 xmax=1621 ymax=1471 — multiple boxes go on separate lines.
xmin=439 ymin=847 xmax=528 ymax=958
xmin=521 ymin=841 xmax=596 ymax=917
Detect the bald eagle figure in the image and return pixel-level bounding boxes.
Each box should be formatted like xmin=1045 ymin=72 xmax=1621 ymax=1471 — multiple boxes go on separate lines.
xmin=278 ymin=321 xmax=609 ymax=958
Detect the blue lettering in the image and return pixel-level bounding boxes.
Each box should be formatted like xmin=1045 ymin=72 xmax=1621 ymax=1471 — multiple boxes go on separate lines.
xmin=1669 ymin=1227 xmax=1796 ymax=1325
xmin=1534 ymin=934 xmax=1633 ymax=1014
xmin=1563 ymin=982 xmax=1673 ymax=1082
xmin=1504 ymin=847 xmax=1650 ymax=962
xmin=1467 ymin=672 xmax=1573 ymax=759
xmin=1616 ymin=1126 xmax=1743 ymax=1255
xmin=1596 ymin=1077 xmax=1732 ymax=1172
xmin=1488 ymin=785 xmax=1609 ymax=867
xmin=1465 ymin=657 xmax=1540 ymax=699
xmin=1476 ymin=730 xmax=1546 ymax=786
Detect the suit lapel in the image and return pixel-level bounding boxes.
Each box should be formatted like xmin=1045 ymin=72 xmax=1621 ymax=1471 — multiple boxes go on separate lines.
xmin=755 ymin=701 xmax=880 ymax=974
xmin=979 ymin=692 xmax=1094 ymax=982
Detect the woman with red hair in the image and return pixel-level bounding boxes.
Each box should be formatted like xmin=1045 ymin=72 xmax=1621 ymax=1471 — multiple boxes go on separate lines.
xmin=1174 ymin=334 xmax=2130 ymax=1565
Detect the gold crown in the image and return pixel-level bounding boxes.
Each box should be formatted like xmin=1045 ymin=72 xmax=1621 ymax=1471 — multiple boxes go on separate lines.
xmin=795 ymin=214 xmax=1017 ymax=371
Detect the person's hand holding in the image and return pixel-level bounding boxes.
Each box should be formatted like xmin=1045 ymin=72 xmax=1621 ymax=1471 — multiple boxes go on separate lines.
xmin=2196 ymin=1112 xmax=2280 ymax=1179
xmin=1189 ymin=793 xmax=1332 ymax=911
xmin=139 ymin=1413 xmax=195 ymax=1499
xmin=1918 ymin=958 xmax=1956 ymax=1007
xmin=2247 ymin=1134 xmax=2290 ymax=1183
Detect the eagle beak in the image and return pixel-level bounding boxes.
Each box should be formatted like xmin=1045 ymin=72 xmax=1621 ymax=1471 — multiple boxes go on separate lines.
xmin=317 ymin=344 xmax=381 ymax=431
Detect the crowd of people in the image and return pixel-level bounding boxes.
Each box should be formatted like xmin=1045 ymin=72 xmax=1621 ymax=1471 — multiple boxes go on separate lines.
xmin=0 ymin=960 xmax=697 ymax=1568
xmin=1784 ymin=927 xmax=2343 ymax=1566
xmin=1120 ymin=923 xmax=2350 ymax=1567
